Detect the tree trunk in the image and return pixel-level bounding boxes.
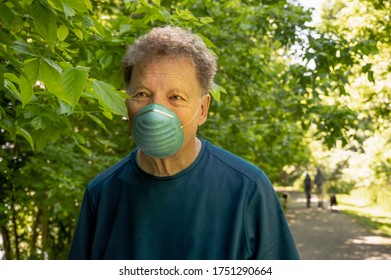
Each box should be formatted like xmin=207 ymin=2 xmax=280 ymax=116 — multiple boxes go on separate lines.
xmin=0 ymin=224 xmax=12 ymax=260
xmin=11 ymin=196 xmax=19 ymax=260
xmin=31 ymin=208 xmax=43 ymax=259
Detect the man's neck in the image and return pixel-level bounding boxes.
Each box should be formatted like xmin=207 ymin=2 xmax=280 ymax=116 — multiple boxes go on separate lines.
xmin=136 ymin=138 xmax=202 ymax=177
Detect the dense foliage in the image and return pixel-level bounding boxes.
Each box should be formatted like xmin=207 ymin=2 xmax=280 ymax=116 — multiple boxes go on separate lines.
xmin=309 ymin=0 xmax=391 ymax=205
xmin=0 ymin=0 xmax=388 ymax=259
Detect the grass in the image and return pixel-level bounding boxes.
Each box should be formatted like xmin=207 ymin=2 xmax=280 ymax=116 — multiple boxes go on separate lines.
xmin=337 ymin=193 xmax=391 ymax=238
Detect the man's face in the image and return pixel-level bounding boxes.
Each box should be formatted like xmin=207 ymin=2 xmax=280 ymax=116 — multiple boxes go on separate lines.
xmin=126 ymin=56 xmax=210 ymax=155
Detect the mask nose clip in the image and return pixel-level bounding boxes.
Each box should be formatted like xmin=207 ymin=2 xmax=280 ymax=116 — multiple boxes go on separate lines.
xmin=152 ymin=108 xmax=174 ymax=118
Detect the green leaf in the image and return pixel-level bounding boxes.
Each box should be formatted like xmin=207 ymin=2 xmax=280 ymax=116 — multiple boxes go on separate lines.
xmin=0 ymin=118 xmax=16 ymax=138
xmin=62 ymin=67 xmax=88 ymax=106
xmin=199 ymin=17 xmax=214 ymax=25
xmin=72 ymin=28 xmax=84 ymax=40
xmin=4 ymin=73 xmax=22 ymax=101
xmin=367 ymin=71 xmax=374 ymax=83
xmin=362 ymin=63 xmax=372 ymax=73
xmin=103 ymin=111 xmax=113 ymax=120
xmin=99 ymin=53 xmax=113 ymax=70
xmin=4 ymin=72 xmax=20 ymax=84
xmin=23 ymin=58 xmax=39 ymax=84
xmin=19 ymin=58 xmax=39 ymax=106
xmin=39 ymin=59 xmax=65 ymax=100
xmin=57 ymin=25 xmax=69 ymax=41
xmin=0 ymin=3 xmax=14 ymax=28
xmin=0 ymin=65 xmax=4 ymax=90
xmin=62 ymin=3 xmax=76 ymax=18
xmin=197 ymin=33 xmax=217 ymax=49
xmin=31 ymin=117 xmax=44 ymax=130
xmin=91 ymin=81 xmax=127 ymax=116
xmin=0 ymin=29 xmax=13 ymax=45
xmin=87 ymin=113 xmax=109 ymax=133
xmin=63 ymin=0 xmax=92 ymax=12
xmin=58 ymin=100 xmax=73 ymax=115
xmin=73 ymin=135 xmax=91 ymax=156
xmin=30 ymin=1 xmax=57 ymax=45
xmin=19 ymin=76 xmax=34 ymax=107
xmin=210 ymin=83 xmax=227 ymax=103
xmin=17 ymin=127 xmax=34 ymax=150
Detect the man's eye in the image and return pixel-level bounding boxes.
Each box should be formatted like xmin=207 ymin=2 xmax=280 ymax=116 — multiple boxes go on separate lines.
xmin=133 ymin=92 xmax=148 ymax=98
xmin=170 ymin=95 xmax=183 ymax=101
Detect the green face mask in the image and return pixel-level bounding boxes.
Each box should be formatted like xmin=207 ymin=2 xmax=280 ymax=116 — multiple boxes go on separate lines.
xmin=132 ymin=104 xmax=192 ymax=158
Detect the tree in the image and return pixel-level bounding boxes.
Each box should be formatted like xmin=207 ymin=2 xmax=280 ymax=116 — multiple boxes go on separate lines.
xmin=306 ymin=0 xmax=391 ymax=205
xmin=0 ymin=0 xmax=224 ymax=259
xmin=2 ymin=0 xmax=385 ymax=259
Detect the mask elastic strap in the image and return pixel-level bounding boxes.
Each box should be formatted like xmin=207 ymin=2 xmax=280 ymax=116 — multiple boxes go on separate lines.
xmin=180 ymin=96 xmax=205 ymax=129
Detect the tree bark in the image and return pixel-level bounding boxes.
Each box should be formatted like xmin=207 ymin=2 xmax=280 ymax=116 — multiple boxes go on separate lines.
xmin=0 ymin=224 xmax=12 ymax=260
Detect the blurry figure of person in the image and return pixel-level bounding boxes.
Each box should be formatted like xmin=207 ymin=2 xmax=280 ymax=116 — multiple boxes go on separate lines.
xmin=304 ymin=173 xmax=312 ymax=208
xmin=314 ymin=168 xmax=326 ymax=209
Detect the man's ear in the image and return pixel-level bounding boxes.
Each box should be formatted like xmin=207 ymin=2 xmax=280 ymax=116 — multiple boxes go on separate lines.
xmin=198 ymin=94 xmax=211 ymax=126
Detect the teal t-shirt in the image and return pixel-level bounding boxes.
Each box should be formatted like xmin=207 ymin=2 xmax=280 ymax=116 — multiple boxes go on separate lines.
xmin=69 ymin=139 xmax=299 ymax=260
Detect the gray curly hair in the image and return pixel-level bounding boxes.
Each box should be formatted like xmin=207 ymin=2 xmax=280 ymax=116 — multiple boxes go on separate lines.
xmin=122 ymin=26 xmax=217 ymax=95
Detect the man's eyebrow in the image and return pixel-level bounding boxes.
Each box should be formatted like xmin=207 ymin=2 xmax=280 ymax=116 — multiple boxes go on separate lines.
xmin=169 ymin=86 xmax=189 ymax=96
xmin=131 ymin=82 xmax=150 ymax=92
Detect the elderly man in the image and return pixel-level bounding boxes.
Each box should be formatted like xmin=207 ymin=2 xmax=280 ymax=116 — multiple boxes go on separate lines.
xmin=69 ymin=26 xmax=299 ymax=260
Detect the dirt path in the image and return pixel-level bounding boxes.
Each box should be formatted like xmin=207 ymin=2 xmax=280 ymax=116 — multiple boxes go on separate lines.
xmin=283 ymin=190 xmax=391 ymax=260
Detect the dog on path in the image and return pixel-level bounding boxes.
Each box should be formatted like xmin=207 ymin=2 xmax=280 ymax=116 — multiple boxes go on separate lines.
xmin=329 ymin=193 xmax=338 ymax=211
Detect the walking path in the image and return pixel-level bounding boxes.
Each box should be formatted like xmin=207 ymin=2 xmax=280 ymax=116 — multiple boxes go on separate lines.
xmin=283 ymin=190 xmax=391 ymax=259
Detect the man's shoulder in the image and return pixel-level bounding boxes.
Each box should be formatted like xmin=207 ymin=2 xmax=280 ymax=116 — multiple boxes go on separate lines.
xmin=87 ymin=151 xmax=135 ymax=191
xmin=203 ymin=140 xmax=265 ymax=182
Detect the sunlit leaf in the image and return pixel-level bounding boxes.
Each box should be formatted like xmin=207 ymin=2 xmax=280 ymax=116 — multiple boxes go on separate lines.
xmin=39 ymin=59 xmax=65 ymax=100
xmin=92 ymin=80 xmax=127 ymax=116
xmin=63 ymin=0 xmax=92 ymax=12
xmin=19 ymin=76 xmax=34 ymax=107
xmin=62 ymin=67 xmax=88 ymax=106
xmin=23 ymin=58 xmax=39 ymax=84
xmin=210 ymin=83 xmax=227 ymax=103
xmin=57 ymin=25 xmax=69 ymax=41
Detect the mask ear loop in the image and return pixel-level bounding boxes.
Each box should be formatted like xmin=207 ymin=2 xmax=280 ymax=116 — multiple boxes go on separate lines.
xmin=180 ymin=96 xmax=205 ymax=129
